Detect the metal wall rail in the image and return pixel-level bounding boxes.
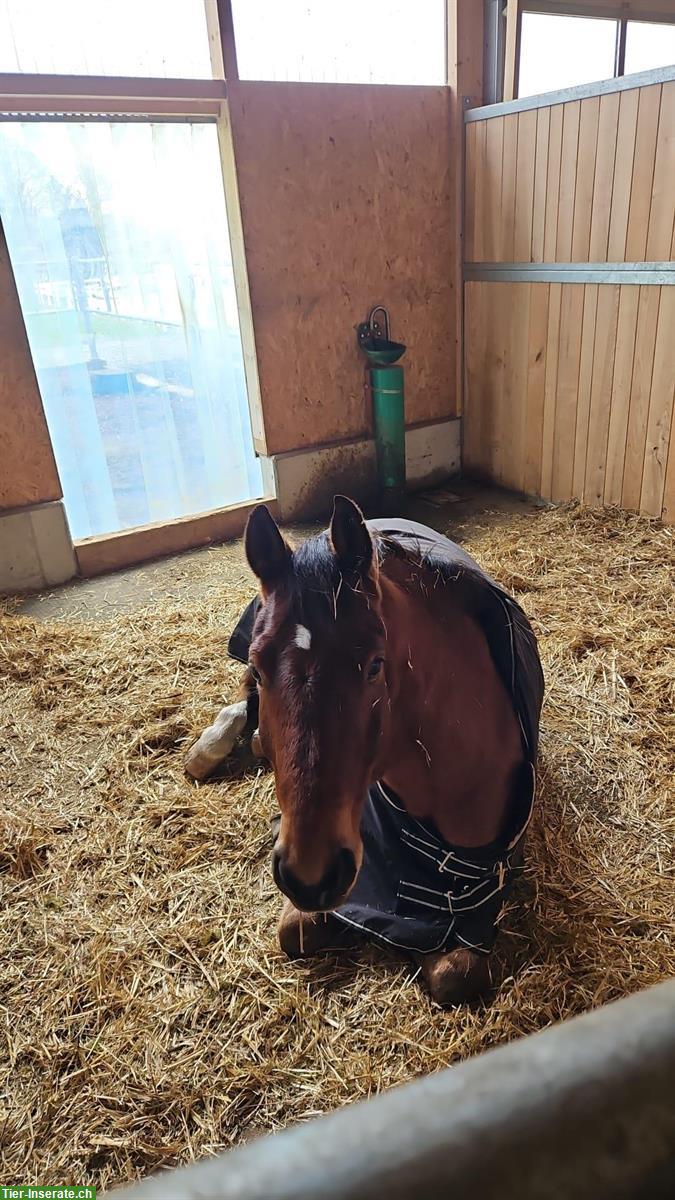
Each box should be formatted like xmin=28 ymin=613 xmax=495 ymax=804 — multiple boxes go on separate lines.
xmin=113 ymin=978 xmax=675 ymax=1200
xmin=465 ymin=62 xmax=675 ymax=121
xmin=464 ymin=261 xmax=675 ymax=285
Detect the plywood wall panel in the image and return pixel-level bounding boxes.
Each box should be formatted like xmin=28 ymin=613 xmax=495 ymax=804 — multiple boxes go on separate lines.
xmin=0 ymin=222 xmax=62 ymax=512
xmin=228 ymin=81 xmax=455 ymax=454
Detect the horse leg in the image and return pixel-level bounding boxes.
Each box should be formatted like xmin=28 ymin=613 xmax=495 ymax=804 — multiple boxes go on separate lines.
xmin=185 ymin=667 xmax=259 ymax=780
xmin=415 ymin=947 xmax=492 ymax=1006
xmin=277 ymin=899 xmax=359 ymax=959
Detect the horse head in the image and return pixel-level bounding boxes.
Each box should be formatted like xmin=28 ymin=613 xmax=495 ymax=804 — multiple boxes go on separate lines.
xmin=245 ymin=496 xmax=391 ymax=911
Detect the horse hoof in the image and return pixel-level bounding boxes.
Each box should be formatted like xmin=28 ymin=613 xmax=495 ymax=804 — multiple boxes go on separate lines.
xmin=418 ymin=948 xmax=491 ymax=1006
xmin=277 ymin=901 xmax=346 ymax=959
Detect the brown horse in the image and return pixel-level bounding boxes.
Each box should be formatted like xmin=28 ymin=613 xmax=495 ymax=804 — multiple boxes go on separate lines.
xmin=187 ymin=497 xmax=544 ymax=1004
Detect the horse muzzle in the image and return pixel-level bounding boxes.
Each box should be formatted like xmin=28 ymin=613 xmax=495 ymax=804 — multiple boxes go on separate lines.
xmin=272 ymin=845 xmax=357 ymax=912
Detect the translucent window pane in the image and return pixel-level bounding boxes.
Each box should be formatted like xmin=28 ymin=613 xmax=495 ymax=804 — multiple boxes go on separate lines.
xmin=518 ymin=14 xmax=618 ymax=98
xmin=231 ymin=0 xmax=446 ymax=85
xmin=625 ymin=21 xmax=675 ymax=75
xmin=0 ymin=122 xmax=263 ymax=539
xmin=0 ymin=0 xmax=213 ymax=77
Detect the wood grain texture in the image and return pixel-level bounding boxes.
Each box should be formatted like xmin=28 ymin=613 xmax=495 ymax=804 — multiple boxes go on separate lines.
xmin=607 ymin=88 xmax=639 ymax=262
xmin=464 ymin=120 xmax=478 ymax=262
xmin=583 ymin=285 xmax=621 ymax=505
xmin=522 ymin=283 xmax=550 ymax=494
xmin=604 ymin=285 xmax=640 ymax=507
xmin=588 ymin=91 xmax=619 ymax=262
xmin=0 ymin=222 xmax=62 ymax=511
xmin=484 ymin=116 xmax=505 ymax=261
xmin=662 ymin=409 xmax=675 ymax=523
xmin=501 ymin=283 xmax=531 ymax=489
xmin=514 ymin=110 xmax=537 ymax=262
xmin=484 ymin=286 xmax=509 ymax=482
xmin=463 ymin=282 xmax=487 ymax=474
xmin=540 ymin=283 xmax=562 ymax=499
xmin=556 ymin=101 xmax=581 ymax=262
xmin=531 ymin=106 xmax=550 ymax=262
xmin=645 ymin=80 xmax=675 ymax=262
xmin=500 ymin=115 xmax=519 ymax=263
xmin=571 ymin=96 xmax=600 ymax=262
xmin=227 ymin=81 xmax=456 ymax=454
xmin=625 ymin=83 xmax=661 ymax=262
xmin=640 ymin=287 xmax=675 ymax=517
xmin=544 ymin=106 xmax=564 ymax=261
xmin=572 ymin=284 xmax=599 ymax=501
xmin=622 ymin=287 xmax=661 ymax=512
xmin=551 ymin=284 xmax=584 ymax=502
xmin=75 ymin=496 xmax=278 ymax=577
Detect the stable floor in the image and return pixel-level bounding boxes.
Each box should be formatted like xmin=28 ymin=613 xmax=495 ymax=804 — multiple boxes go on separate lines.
xmin=2 ymin=484 xmax=672 ymax=1191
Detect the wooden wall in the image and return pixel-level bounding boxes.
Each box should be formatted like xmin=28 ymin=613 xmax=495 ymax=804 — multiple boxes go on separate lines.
xmin=0 ymin=221 xmax=62 ymax=512
xmin=463 ymin=76 xmax=675 ymax=522
xmin=465 ymin=79 xmax=675 ymax=263
xmin=228 ymin=81 xmax=456 ymax=456
xmin=465 ymin=281 xmax=675 ymax=519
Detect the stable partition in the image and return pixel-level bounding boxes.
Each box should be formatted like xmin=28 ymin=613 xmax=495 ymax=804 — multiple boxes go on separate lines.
xmin=462 ymin=68 xmax=675 ymax=522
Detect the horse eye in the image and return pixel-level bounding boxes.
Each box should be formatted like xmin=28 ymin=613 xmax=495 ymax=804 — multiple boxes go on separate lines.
xmin=367 ymin=657 xmax=384 ymax=681
xmin=249 ymin=663 xmax=261 ymax=685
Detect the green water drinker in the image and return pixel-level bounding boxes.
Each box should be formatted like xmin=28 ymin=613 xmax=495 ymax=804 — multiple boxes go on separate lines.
xmin=357 ymin=307 xmax=406 ymax=513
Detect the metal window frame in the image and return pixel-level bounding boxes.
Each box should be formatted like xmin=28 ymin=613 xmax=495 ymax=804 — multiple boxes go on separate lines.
xmin=465 ymin=60 xmax=675 ymax=118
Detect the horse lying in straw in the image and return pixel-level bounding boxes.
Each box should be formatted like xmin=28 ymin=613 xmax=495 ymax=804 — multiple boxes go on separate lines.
xmin=186 ymin=497 xmax=544 ymax=1005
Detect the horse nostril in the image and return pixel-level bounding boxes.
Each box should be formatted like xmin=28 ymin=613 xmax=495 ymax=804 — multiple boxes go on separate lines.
xmin=317 ymin=847 xmax=357 ymax=907
xmin=272 ymin=846 xmax=357 ymax=910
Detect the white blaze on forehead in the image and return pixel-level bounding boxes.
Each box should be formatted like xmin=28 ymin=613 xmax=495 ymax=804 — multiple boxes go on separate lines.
xmin=294 ymin=624 xmax=312 ymax=650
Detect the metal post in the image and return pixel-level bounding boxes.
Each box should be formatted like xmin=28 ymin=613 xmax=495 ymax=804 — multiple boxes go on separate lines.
xmin=112 ymin=978 xmax=675 ymax=1200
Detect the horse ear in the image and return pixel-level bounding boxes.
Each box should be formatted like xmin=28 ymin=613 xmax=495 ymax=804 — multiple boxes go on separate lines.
xmin=245 ymin=505 xmax=292 ymax=591
xmin=330 ymin=495 xmax=373 ymax=574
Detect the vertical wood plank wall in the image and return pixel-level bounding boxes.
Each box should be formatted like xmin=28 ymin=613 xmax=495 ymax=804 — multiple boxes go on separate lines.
xmin=463 ymin=78 xmax=675 ymax=521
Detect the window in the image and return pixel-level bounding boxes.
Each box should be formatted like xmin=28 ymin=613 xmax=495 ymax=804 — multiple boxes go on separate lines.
xmin=625 ymin=21 xmax=675 ymax=75
xmin=516 ymin=8 xmax=675 ymax=100
xmin=0 ymin=4 xmax=265 ymax=543
xmin=231 ymin=0 xmax=446 ymax=85
xmin=518 ymin=13 xmax=618 ymax=99
xmin=0 ymin=0 xmax=214 ymax=78
xmin=0 ymin=121 xmax=262 ymax=539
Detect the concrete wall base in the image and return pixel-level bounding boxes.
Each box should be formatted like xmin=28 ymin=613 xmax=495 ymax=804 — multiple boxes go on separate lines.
xmin=0 ymin=499 xmax=77 ymax=593
xmin=264 ymin=416 xmax=461 ymax=520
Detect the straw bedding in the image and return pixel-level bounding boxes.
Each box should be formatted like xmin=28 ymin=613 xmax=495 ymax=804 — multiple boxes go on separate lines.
xmin=1 ymin=503 xmax=673 ymax=1189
